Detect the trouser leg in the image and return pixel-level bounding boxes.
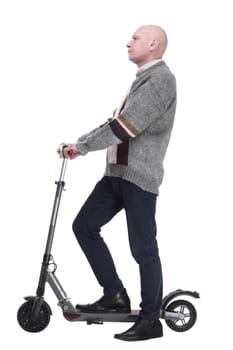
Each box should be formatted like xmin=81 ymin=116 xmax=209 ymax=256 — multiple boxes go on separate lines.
xmin=72 ymin=177 xmax=124 ymax=295
xmin=121 ymin=179 xmax=163 ymax=320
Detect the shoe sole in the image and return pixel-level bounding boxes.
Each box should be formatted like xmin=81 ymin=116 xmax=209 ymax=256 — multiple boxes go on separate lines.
xmin=114 ymin=333 xmax=163 ymax=341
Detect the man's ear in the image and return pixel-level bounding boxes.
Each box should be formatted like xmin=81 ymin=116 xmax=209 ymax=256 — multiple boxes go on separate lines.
xmin=150 ymin=39 xmax=159 ymax=51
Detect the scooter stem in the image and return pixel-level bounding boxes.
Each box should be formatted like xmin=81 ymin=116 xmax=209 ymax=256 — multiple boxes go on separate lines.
xmin=45 ymin=156 xmax=67 ymax=255
xmin=36 ymin=156 xmax=68 ymax=297
xmin=59 ymin=156 xmax=68 ymax=182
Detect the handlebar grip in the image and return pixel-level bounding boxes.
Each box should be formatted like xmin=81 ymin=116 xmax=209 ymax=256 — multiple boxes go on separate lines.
xmin=59 ymin=144 xmax=68 ymax=158
xmin=59 ymin=144 xmax=75 ymax=158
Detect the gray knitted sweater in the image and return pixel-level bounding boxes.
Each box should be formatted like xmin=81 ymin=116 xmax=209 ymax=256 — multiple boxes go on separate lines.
xmin=77 ymin=61 xmax=176 ymax=194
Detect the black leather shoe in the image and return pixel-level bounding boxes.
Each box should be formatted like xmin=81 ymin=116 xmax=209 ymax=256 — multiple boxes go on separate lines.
xmin=76 ymin=288 xmax=131 ymax=313
xmin=114 ymin=318 xmax=163 ymax=341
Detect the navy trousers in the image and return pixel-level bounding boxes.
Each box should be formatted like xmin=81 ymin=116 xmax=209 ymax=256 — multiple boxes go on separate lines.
xmin=72 ymin=176 xmax=163 ymax=320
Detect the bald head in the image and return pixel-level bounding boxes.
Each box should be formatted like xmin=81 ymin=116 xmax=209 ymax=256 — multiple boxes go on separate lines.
xmin=127 ymin=25 xmax=168 ymax=67
xmin=138 ymin=25 xmax=168 ymax=57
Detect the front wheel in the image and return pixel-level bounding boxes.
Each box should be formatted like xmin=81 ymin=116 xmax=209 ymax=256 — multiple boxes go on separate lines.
xmin=17 ymin=299 xmax=51 ymax=332
xmin=165 ymin=299 xmax=197 ymax=332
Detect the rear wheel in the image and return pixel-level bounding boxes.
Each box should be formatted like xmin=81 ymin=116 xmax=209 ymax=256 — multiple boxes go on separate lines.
xmin=165 ymin=299 xmax=197 ymax=332
xmin=17 ymin=299 xmax=51 ymax=332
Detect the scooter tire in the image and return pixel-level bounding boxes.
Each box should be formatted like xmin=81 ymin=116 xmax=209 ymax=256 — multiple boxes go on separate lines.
xmin=17 ymin=299 xmax=51 ymax=332
xmin=165 ymin=299 xmax=197 ymax=332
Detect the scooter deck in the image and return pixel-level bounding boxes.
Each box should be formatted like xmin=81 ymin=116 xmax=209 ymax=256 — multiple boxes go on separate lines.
xmin=63 ymin=309 xmax=139 ymax=324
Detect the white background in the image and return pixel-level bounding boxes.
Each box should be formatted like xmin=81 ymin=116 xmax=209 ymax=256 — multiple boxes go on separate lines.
xmin=1 ymin=0 xmax=233 ymax=348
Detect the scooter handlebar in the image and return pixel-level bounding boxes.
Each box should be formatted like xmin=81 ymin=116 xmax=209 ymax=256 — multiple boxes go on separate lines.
xmin=59 ymin=144 xmax=74 ymax=158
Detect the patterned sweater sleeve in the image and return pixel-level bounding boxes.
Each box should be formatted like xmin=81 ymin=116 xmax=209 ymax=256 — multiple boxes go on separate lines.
xmin=77 ymin=121 xmax=121 ymax=155
xmin=77 ymin=75 xmax=174 ymax=155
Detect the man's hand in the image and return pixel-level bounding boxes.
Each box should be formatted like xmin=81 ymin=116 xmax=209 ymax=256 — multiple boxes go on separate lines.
xmin=57 ymin=143 xmax=80 ymax=160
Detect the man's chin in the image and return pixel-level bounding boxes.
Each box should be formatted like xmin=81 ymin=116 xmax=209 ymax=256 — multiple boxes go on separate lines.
xmin=128 ymin=55 xmax=135 ymax=63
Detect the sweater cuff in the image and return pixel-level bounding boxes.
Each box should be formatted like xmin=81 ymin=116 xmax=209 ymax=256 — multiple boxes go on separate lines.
xmin=76 ymin=141 xmax=89 ymax=155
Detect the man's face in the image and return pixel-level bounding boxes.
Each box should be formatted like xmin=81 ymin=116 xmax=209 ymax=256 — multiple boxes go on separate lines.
xmin=127 ymin=28 xmax=153 ymax=67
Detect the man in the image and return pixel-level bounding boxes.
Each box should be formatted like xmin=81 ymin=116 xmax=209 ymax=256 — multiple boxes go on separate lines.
xmin=58 ymin=25 xmax=176 ymax=341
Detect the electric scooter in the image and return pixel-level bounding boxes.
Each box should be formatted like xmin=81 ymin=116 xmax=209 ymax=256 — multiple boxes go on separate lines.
xmin=17 ymin=150 xmax=200 ymax=333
